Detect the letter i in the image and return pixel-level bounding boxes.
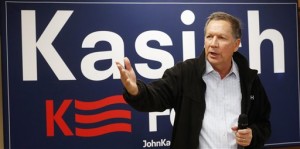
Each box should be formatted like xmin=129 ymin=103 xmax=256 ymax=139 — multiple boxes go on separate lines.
xmin=181 ymin=10 xmax=196 ymax=60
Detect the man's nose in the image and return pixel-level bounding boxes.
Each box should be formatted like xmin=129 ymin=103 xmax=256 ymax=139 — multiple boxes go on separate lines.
xmin=210 ymin=36 xmax=219 ymax=47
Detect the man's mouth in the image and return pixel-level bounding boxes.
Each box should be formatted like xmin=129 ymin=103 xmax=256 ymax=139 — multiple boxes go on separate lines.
xmin=209 ymin=52 xmax=219 ymax=57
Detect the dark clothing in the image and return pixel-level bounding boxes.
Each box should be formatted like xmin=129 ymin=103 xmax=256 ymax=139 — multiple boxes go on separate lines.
xmin=123 ymin=51 xmax=271 ymax=149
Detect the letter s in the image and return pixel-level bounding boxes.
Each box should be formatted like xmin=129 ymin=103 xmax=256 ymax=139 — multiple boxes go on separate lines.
xmin=81 ymin=31 xmax=124 ymax=81
xmin=135 ymin=30 xmax=174 ymax=79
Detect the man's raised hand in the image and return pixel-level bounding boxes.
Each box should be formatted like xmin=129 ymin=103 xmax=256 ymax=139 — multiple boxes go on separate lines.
xmin=116 ymin=57 xmax=139 ymax=96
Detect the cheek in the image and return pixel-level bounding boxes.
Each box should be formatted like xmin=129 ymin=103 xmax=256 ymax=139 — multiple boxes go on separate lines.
xmin=204 ymin=42 xmax=209 ymax=51
xmin=204 ymin=40 xmax=208 ymax=47
xmin=222 ymin=50 xmax=235 ymax=60
xmin=204 ymin=48 xmax=209 ymax=56
xmin=220 ymin=46 xmax=234 ymax=57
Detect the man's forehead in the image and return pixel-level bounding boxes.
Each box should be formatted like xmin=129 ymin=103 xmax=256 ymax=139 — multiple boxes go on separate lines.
xmin=206 ymin=20 xmax=232 ymax=33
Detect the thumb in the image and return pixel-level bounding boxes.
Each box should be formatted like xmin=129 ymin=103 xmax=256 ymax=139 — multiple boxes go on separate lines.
xmin=231 ymin=126 xmax=238 ymax=132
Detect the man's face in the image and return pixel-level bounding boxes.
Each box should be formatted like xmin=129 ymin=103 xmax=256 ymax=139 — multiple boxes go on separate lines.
xmin=204 ymin=20 xmax=240 ymax=70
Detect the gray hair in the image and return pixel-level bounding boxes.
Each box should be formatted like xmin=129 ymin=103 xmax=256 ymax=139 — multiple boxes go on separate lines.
xmin=204 ymin=12 xmax=242 ymax=39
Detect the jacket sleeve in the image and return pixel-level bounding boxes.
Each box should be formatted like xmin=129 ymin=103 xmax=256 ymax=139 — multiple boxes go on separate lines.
xmin=123 ymin=63 xmax=182 ymax=112
xmin=247 ymin=77 xmax=271 ymax=149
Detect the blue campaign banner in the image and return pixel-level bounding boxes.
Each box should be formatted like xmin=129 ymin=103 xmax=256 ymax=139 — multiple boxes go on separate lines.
xmin=0 ymin=0 xmax=298 ymax=148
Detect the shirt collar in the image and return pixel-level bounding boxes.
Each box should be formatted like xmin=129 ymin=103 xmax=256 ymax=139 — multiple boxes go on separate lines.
xmin=204 ymin=59 xmax=239 ymax=78
xmin=204 ymin=60 xmax=214 ymax=75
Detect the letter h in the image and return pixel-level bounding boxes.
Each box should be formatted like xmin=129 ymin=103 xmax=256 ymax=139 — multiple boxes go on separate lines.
xmin=248 ymin=10 xmax=285 ymax=74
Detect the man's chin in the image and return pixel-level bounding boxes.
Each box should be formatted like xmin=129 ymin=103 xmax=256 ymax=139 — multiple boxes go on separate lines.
xmin=207 ymin=57 xmax=219 ymax=64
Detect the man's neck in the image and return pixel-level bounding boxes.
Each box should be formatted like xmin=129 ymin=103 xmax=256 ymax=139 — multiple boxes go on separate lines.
xmin=213 ymin=62 xmax=232 ymax=79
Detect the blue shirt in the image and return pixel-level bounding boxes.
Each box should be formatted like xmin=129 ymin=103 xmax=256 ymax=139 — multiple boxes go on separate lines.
xmin=200 ymin=59 xmax=242 ymax=149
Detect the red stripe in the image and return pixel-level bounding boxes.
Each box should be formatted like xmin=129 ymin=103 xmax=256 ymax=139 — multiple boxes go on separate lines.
xmin=75 ymin=95 xmax=126 ymax=110
xmin=75 ymin=110 xmax=131 ymax=124
xmin=76 ymin=123 xmax=132 ymax=137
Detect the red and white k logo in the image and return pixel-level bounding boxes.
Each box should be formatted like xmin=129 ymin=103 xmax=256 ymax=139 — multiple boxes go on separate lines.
xmin=46 ymin=95 xmax=132 ymax=137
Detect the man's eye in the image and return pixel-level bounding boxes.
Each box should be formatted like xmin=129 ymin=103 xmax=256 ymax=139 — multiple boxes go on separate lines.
xmin=219 ymin=36 xmax=227 ymax=40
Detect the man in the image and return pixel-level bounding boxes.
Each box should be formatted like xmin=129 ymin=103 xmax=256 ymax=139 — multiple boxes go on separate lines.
xmin=116 ymin=12 xmax=271 ymax=149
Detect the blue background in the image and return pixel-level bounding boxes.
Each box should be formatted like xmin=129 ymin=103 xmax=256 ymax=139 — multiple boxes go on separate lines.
xmin=1 ymin=0 xmax=299 ymax=148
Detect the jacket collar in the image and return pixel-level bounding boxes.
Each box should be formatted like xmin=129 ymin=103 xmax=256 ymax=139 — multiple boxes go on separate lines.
xmin=232 ymin=51 xmax=258 ymax=84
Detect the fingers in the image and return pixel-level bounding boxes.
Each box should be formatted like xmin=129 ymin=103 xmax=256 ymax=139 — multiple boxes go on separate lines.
xmin=115 ymin=61 xmax=123 ymax=69
xmin=124 ymin=57 xmax=132 ymax=71
xmin=238 ymin=128 xmax=252 ymax=136
xmin=235 ymin=128 xmax=252 ymax=147
xmin=115 ymin=61 xmax=128 ymax=80
xmin=116 ymin=57 xmax=132 ymax=76
xmin=237 ymin=136 xmax=249 ymax=146
xmin=115 ymin=57 xmax=139 ymax=96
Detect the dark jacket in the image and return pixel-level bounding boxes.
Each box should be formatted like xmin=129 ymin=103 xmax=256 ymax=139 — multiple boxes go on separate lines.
xmin=124 ymin=51 xmax=271 ymax=149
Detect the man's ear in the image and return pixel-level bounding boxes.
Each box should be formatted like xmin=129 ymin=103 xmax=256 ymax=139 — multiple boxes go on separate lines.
xmin=234 ymin=39 xmax=241 ymax=52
